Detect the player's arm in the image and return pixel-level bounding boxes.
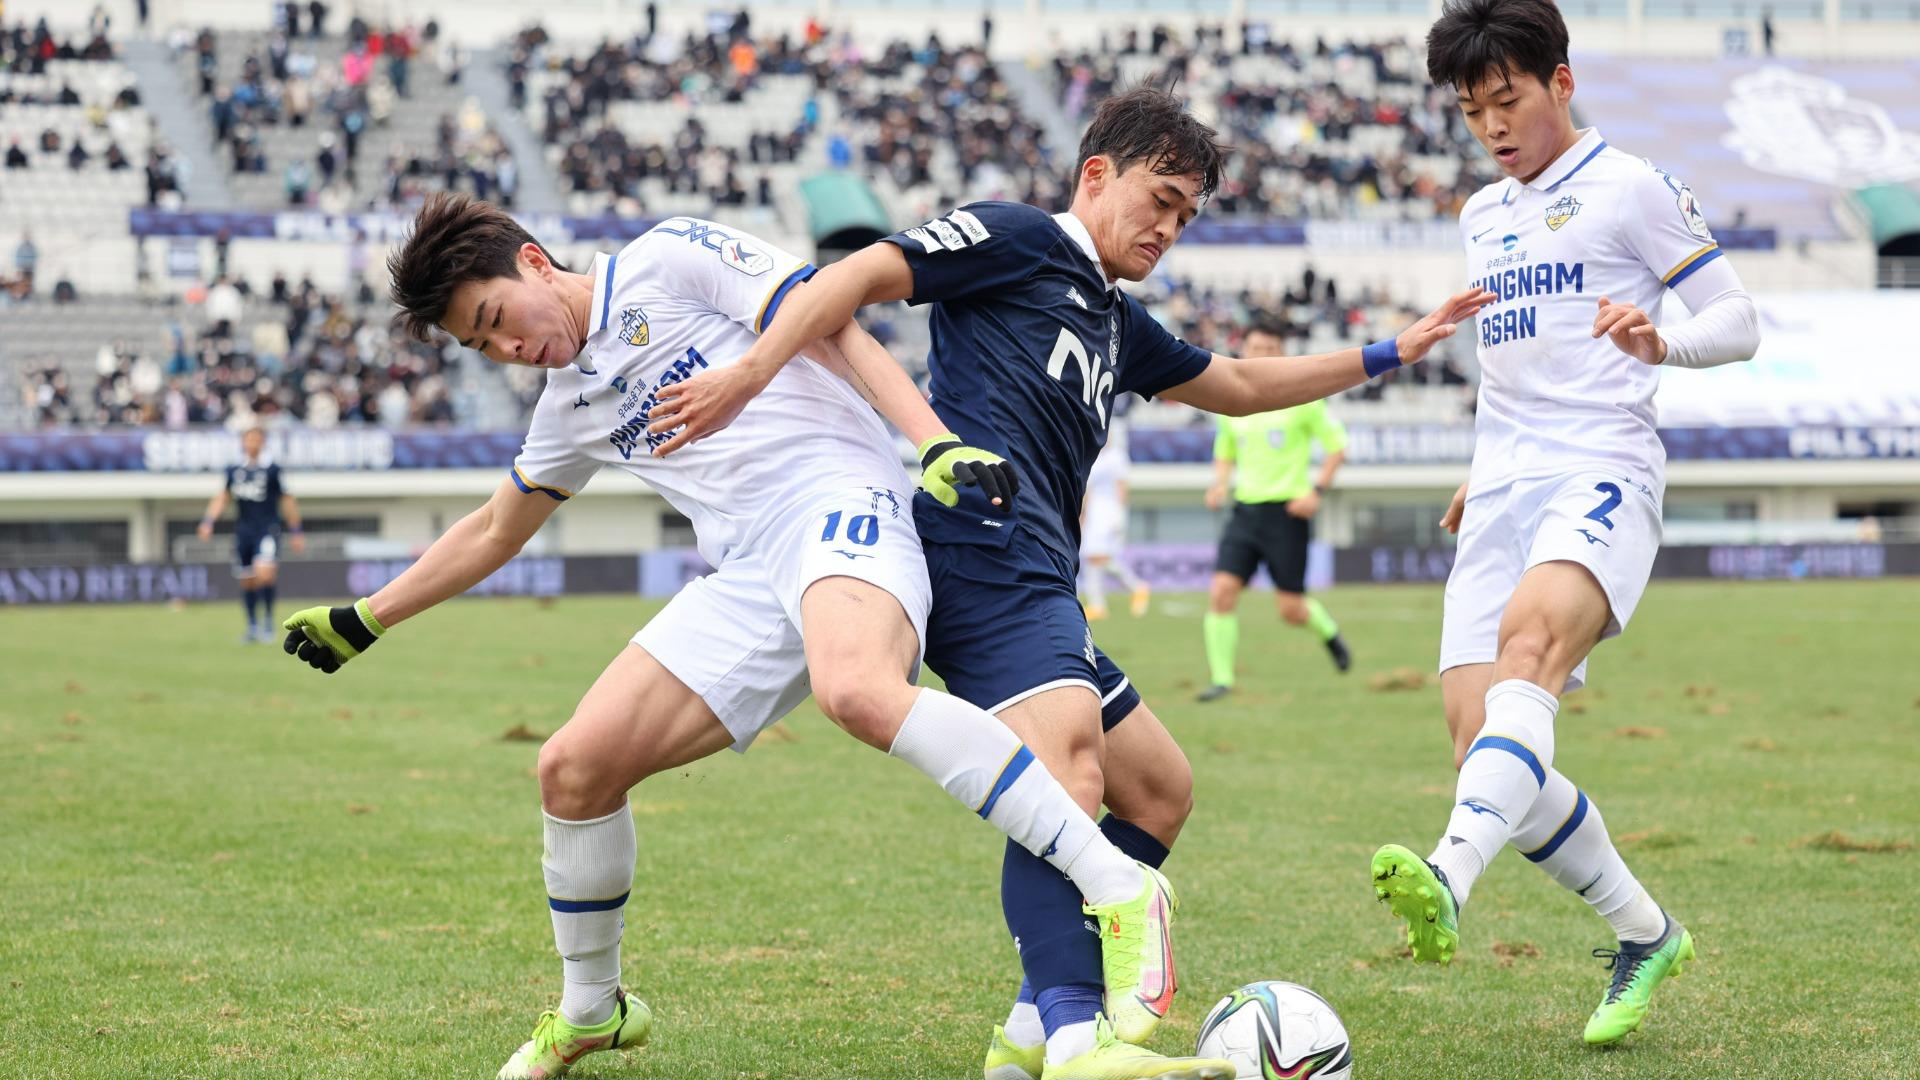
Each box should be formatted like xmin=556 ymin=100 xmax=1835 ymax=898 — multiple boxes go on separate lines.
xmin=803 ymin=318 xmax=1018 ymax=507
xmin=1205 ymin=424 xmax=1234 ymax=511
xmin=279 ymin=492 xmax=306 ymax=554
xmin=281 ymin=478 xmax=560 ymax=673
xmin=1161 ymin=287 xmax=1493 ymax=415
xmin=1596 ymin=168 xmax=1761 ymax=368
xmin=648 ymin=246 xmax=915 ymax=455
xmin=196 ymin=489 xmax=229 ymax=540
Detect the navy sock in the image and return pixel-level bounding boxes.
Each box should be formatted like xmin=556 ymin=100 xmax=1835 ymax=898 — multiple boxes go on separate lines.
xmin=1001 ymin=840 xmax=1103 ymax=1034
xmin=1017 ymin=978 xmax=1037 ymax=1005
xmin=1099 ymin=814 xmax=1171 ymax=868
xmin=1035 ymin=983 xmax=1103 ymax=1040
xmin=242 ymin=588 xmax=258 ymax=626
xmin=260 ymin=584 xmax=276 ymax=626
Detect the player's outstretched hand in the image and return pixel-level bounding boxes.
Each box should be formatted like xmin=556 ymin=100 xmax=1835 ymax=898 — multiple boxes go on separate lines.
xmin=647 ymin=363 xmax=776 ymax=457
xmin=1592 ymin=295 xmax=1667 ymax=365
xmin=1395 ymin=287 xmax=1497 ymax=365
xmin=1439 ymin=482 xmax=1469 ymax=535
xmin=282 ymin=599 xmax=386 ymax=674
xmin=918 ymin=435 xmax=1019 ymax=508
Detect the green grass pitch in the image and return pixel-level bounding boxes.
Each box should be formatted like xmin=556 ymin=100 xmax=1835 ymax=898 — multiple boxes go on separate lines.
xmin=3 ymin=580 xmax=1917 ymax=1078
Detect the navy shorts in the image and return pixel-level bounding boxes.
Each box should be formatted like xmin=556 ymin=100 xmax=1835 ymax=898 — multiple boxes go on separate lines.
xmin=233 ymin=526 xmax=278 ymax=573
xmin=921 ymin=526 xmax=1141 ymax=732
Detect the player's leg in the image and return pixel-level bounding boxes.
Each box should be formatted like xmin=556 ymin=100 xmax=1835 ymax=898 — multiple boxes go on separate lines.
xmin=501 ymin=643 xmax=733 ymax=1079
xmin=1272 ymin=508 xmax=1349 ymax=675
xmin=1200 ymin=505 xmax=1258 ymax=701
xmin=797 ymin=573 xmax=1144 ymax=908
xmin=1082 ymin=553 xmax=1112 ymax=621
xmin=252 ymin=536 xmax=279 ymax=639
xmin=1102 ymin=554 xmax=1151 ymax=618
xmin=234 ymin=530 xmax=261 ymax=640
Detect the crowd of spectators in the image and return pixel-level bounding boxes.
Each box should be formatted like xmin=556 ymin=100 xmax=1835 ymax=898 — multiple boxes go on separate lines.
xmin=0 ymin=10 xmax=116 ymax=73
xmin=18 ymin=273 xmax=460 ymax=430
xmin=1052 ymin=28 xmax=1500 ymax=221
xmin=179 ymin=15 xmax=491 ymax=213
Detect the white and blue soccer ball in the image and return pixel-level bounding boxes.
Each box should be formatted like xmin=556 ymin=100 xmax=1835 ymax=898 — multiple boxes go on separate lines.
xmin=1195 ymin=980 xmax=1354 ymax=1079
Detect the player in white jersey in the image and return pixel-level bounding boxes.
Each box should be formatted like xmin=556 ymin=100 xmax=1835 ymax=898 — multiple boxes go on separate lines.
xmin=1369 ymin=0 xmax=1761 ymax=1048
xmin=1078 ymin=399 xmax=1151 ymax=619
xmin=274 ymin=194 xmax=1179 ymax=1079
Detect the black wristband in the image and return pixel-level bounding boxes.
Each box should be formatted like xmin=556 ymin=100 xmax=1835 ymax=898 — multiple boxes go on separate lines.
xmin=919 ymin=439 xmax=961 ymax=472
xmin=327 ymin=603 xmax=380 ymax=653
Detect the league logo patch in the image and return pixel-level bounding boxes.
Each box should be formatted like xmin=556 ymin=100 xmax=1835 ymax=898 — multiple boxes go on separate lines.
xmin=618 ymin=305 xmax=650 ymax=347
xmin=719 ymin=237 xmax=773 ymax=276
xmin=1674 ymin=183 xmax=1713 ymax=241
xmin=1502 ymin=234 xmax=1519 ymax=251
xmin=1544 ymin=195 xmax=1581 ymax=231
xmin=610 ymin=375 xmax=628 ymax=395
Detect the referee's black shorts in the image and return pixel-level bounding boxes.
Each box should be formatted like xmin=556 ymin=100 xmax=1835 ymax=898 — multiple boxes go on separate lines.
xmin=1215 ymin=501 xmax=1311 ymax=593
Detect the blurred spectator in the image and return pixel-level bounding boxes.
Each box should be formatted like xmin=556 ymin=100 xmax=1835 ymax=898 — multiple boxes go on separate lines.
xmin=14 ymin=233 xmax=38 ymax=290
xmin=5 ymin=138 xmax=27 ymax=169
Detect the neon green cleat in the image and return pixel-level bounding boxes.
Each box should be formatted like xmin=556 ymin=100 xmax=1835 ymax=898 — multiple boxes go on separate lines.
xmin=1085 ymin=864 xmax=1179 ymax=1044
xmin=497 ymin=988 xmax=651 ymax=1079
xmin=1584 ymin=918 xmax=1696 ymax=1046
xmin=983 ymin=1024 xmax=1045 ymax=1080
xmin=1042 ymin=1015 xmax=1235 ymax=1080
xmin=1370 ymin=843 xmax=1460 ymax=964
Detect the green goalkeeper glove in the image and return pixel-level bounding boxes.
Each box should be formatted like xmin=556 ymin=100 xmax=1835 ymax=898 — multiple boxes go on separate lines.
xmin=918 ymin=434 xmax=1020 ymax=509
xmin=282 ymin=598 xmax=386 ymax=674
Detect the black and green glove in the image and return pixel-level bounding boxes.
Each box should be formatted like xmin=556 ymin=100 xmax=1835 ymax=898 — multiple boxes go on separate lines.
xmin=918 ymin=434 xmax=1020 ymax=509
xmin=282 ymin=598 xmax=386 ymax=674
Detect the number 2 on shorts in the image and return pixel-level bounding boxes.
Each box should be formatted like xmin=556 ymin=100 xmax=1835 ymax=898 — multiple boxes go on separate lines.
xmin=1584 ymin=482 xmax=1623 ymax=531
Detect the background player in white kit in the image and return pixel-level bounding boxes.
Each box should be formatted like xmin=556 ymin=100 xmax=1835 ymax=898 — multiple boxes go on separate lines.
xmin=276 ymin=193 xmax=1177 ymax=1079
xmin=1079 ymin=395 xmax=1151 ymax=620
xmin=1370 ymin=0 xmax=1762 ymax=1048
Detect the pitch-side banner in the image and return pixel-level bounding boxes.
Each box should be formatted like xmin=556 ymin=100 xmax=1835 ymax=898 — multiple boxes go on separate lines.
xmin=11 ymin=424 xmax=1920 ymax=474
xmin=5 ymin=543 xmax=1913 ymax=605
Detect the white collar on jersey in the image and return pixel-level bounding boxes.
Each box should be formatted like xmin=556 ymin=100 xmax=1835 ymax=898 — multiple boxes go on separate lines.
xmin=1051 ymin=212 xmax=1121 ymax=292
xmin=579 ymin=251 xmax=616 ymax=372
xmin=1514 ymin=127 xmax=1608 ymax=199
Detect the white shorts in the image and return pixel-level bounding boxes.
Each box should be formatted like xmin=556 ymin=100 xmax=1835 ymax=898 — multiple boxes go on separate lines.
xmin=633 ymin=486 xmax=930 ymax=751
xmin=1082 ymin=492 xmax=1126 ymax=559
xmin=1439 ymin=470 xmax=1662 ymax=692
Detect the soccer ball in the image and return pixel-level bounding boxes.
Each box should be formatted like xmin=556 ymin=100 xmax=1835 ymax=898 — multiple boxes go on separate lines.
xmin=1195 ymin=980 xmax=1353 ymax=1079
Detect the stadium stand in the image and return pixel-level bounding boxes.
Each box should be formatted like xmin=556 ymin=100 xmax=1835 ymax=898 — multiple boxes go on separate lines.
xmin=177 ymin=20 xmax=508 ymax=211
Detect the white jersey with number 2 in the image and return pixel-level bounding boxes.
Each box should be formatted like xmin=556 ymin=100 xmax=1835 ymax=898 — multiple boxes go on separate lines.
xmin=1459 ymin=127 xmax=1724 ymax=494
xmin=509 ymin=218 xmax=911 ymax=569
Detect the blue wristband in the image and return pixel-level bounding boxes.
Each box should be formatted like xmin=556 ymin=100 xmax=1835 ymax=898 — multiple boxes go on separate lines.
xmin=1361 ymin=339 xmax=1401 ymax=378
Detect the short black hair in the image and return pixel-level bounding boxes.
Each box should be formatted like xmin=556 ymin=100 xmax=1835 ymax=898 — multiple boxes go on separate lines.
xmin=387 ymin=192 xmax=568 ymax=343
xmin=1425 ymin=0 xmax=1570 ymax=93
xmin=1243 ymin=317 xmax=1289 ymax=341
xmin=1074 ymin=85 xmax=1230 ymax=204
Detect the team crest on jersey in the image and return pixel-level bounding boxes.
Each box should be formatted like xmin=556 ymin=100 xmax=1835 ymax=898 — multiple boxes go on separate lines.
xmin=1544 ymin=195 xmax=1582 ymax=231
xmin=618 ymin=305 xmax=650 ymax=347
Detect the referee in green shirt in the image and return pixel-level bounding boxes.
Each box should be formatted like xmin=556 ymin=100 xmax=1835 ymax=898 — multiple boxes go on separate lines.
xmin=1199 ymin=322 xmax=1352 ymax=701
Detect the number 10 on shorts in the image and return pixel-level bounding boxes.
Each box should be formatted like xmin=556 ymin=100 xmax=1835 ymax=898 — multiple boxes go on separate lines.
xmin=821 ymin=510 xmax=880 ymax=546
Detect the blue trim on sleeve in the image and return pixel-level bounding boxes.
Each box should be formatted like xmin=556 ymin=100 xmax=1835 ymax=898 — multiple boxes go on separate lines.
xmin=976 ymin=746 xmax=1035 ymax=820
xmin=1664 ymin=245 xmax=1723 ymax=288
xmin=1522 ymin=790 xmax=1590 ymax=863
xmin=756 ymin=263 xmax=817 ymax=334
xmin=548 ymin=891 xmax=630 ymax=913
xmin=510 ymin=467 xmax=570 ymax=501
xmin=599 ymin=252 xmax=618 ymax=332
xmin=1464 ymin=735 xmax=1546 ymax=788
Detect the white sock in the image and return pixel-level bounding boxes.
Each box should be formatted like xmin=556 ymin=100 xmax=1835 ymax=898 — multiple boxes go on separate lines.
xmin=1046 ymin=1021 xmax=1098 ymax=1066
xmin=1004 ymin=1001 xmax=1044 ymax=1047
xmin=1084 ymin=565 xmax=1108 ymax=611
xmin=543 ymin=805 xmax=636 ymax=1027
xmin=1511 ymin=769 xmax=1668 ymax=942
xmin=1107 ymin=559 xmax=1147 ymax=592
xmin=889 ymin=688 xmax=1141 ymax=906
xmin=1429 ymin=679 xmax=1559 ymax=904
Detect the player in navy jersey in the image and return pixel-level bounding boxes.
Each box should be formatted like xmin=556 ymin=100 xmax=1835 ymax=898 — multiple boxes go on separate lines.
xmin=197 ymin=426 xmax=305 ymax=642
xmin=652 ymin=87 xmax=1491 ymax=1078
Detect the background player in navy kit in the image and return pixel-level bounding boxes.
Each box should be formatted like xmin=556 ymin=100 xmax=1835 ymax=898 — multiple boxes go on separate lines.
xmin=197 ymin=426 xmax=305 ymax=642
xmin=650 ymin=88 xmax=1491 ymax=1077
